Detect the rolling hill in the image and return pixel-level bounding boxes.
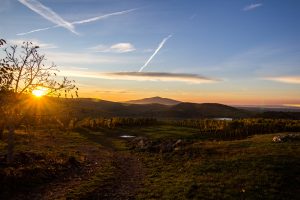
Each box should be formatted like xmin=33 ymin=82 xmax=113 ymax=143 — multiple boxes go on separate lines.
xmin=125 ymin=96 xmax=181 ymax=105
xmin=50 ymin=98 xmax=251 ymax=119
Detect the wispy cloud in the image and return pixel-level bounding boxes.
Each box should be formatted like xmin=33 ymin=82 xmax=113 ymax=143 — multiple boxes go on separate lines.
xmin=18 ymin=0 xmax=77 ymax=34
xmin=8 ymin=39 xmax=57 ymax=49
xmin=139 ymin=34 xmax=172 ymax=72
xmin=17 ymin=8 xmax=137 ymax=36
xmin=45 ymin=51 xmax=140 ymax=66
xmin=212 ymin=45 xmax=300 ymax=79
xmin=59 ymin=71 xmax=219 ymax=84
xmin=243 ymin=3 xmax=263 ymax=11
xmin=95 ymin=90 xmax=131 ymax=94
xmin=264 ymin=76 xmax=300 ymax=84
xmin=283 ymin=104 xmax=300 ymax=108
xmin=89 ymin=43 xmax=136 ymax=53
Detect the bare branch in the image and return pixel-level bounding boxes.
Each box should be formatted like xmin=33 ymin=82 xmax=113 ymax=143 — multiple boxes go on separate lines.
xmin=1 ymin=40 xmax=78 ymax=98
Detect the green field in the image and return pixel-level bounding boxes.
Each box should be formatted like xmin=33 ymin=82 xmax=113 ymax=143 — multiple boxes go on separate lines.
xmin=0 ymin=125 xmax=299 ymax=199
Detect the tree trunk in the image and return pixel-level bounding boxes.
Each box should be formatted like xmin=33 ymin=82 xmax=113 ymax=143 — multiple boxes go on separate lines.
xmin=0 ymin=126 xmax=4 ymax=140
xmin=7 ymin=124 xmax=15 ymax=164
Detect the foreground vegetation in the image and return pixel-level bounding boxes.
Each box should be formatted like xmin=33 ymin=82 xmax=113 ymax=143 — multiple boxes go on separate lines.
xmin=133 ymin=131 xmax=300 ymax=199
xmin=0 ymin=119 xmax=299 ymax=199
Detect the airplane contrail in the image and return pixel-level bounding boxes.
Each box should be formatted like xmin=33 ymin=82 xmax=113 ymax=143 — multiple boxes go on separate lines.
xmin=18 ymin=0 xmax=77 ymax=34
xmin=139 ymin=34 xmax=172 ymax=72
xmin=17 ymin=8 xmax=137 ymax=36
xmin=72 ymin=8 xmax=137 ymax=24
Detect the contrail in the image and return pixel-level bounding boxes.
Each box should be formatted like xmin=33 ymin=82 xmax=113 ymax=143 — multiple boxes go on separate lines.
xmin=17 ymin=8 xmax=137 ymax=36
xmin=139 ymin=34 xmax=172 ymax=72
xmin=18 ymin=0 xmax=77 ymax=34
xmin=72 ymin=8 xmax=137 ymax=24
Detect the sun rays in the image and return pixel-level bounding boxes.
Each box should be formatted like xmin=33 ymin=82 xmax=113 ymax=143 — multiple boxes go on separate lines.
xmin=32 ymin=87 xmax=48 ymax=98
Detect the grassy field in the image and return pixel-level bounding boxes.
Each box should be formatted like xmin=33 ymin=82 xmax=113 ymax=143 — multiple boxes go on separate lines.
xmin=0 ymin=125 xmax=299 ymax=199
xmin=134 ymin=132 xmax=300 ymax=200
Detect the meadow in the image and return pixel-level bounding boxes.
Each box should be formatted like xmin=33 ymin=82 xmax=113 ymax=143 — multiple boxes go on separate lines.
xmin=0 ymin=118 xmax=299 ymax=199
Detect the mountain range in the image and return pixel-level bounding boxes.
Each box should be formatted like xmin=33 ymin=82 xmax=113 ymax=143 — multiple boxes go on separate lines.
xmin=125 ymin=96 xmax=181 ymax=105
xmin=40 ymin=96 xmax=300 ymax=120
xmin=52 ymin=97 xmax=249 ymax=119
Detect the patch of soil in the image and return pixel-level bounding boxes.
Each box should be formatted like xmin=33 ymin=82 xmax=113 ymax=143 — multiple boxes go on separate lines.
xmin=84 ymin=152 xmax=144 ymax=200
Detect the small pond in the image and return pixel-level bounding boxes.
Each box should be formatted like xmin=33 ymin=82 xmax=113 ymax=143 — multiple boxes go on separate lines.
xmin=120 ymin=135 xmax=136 ymax=138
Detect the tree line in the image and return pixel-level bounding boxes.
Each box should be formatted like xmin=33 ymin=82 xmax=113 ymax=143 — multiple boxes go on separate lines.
xmin=171 ymin=118 xmax=300 ymax=139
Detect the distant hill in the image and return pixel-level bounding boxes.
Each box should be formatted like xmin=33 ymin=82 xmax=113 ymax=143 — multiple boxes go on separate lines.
xmin=255 ymin=111 xmax=300 ymax=120
xmin=47 ymin=98 xmax=250 ymax=119
xmin=125 ymin=96 xmax=181 ymax=105
xmin=34 ymin=97 xmax=300 ymax=120
xmin=236 ymin=105 xmax=300 ymax=112
xmin=165 ymin=103 xmax=249 ymax=118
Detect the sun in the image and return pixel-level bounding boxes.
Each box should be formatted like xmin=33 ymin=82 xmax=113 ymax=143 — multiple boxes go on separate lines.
xmin=32 ymin=87 xmax=48 ymax=97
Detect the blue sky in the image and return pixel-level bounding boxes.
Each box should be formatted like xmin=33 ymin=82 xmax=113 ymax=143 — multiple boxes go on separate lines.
xmin=1 ymin=0 xmax=300 ymax=105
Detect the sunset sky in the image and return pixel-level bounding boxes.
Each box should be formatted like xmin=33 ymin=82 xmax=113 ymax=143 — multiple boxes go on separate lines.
xmin=1 ymin=0 xmax=300 ymax=105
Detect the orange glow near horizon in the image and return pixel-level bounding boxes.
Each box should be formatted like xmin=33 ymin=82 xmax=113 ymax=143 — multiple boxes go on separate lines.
xmin=75 ymin=89 xmax=300 ymax=106
xmin=32 ymin=87 xmax=48 ymax=97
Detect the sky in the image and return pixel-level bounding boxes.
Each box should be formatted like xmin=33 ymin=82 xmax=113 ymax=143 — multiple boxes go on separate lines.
xmin=0 ymin=0 xmax=300 ymax=105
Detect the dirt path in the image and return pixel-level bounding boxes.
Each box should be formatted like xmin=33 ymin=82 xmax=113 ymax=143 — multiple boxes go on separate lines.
xmin=84 ymin=152 xmax=144 ymax=200
xmin=36 ymin=151 xmax=144 ymax=200
xmin=18 ymin=130 xmax=145 ymax=200
xmin=39 ymin=147 xmax=112 ymax=200
xmin=11 ymin=129 xmax=145 ymax=200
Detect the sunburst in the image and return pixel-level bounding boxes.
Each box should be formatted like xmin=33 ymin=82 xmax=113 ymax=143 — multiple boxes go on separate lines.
xmin=32 ymin=87 xmax=48 ymax=97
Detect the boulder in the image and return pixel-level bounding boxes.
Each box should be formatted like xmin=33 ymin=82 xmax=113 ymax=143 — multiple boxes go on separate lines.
xmin=272 ymin=134 xmax=300 ymax=143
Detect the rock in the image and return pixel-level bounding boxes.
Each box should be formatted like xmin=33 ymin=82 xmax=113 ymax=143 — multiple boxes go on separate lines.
xmin=129 ymin=137 xmax=191 ymax=153
xmin=130 ymin=137 xmax=154 ymax=151
xmin=138 ymin=139 xmax=145 ymax=148
xmin=273 ymin=134 xmax=300 ymax=143
xmin=287 ymin=133 xmax=300 ymax=140
xmin=273 ymin=136 xmax=283 ymax=142
xmin=173 ymin=139 xmax=183 ymax=151
xmin=173 ymin=139 xmax=182 ymax=147
xmin=159 ymin=142 xmax=173 ymax=153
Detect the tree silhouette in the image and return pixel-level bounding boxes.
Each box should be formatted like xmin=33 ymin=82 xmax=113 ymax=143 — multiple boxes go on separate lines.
xmin=0 ymin=39 xmax=78 ymax=163
xmin=0 ymin=39 xmax=7 ymax=140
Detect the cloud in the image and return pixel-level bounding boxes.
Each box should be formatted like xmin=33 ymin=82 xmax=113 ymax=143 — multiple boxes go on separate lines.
xmin=243 ymin=3 xmax=263 ymax=11
xmin=139 ymin=34 xmax=172 ymax=72
xmin=95 ymin=90 xmax=131 ymax=94
xmin=17 ymin=8 xmax=137 ymax=36
xmin=45 ymin=51 xmax=139 ymax=65
xmin=283 ymin=104 xmax=300 ymax=108
xmin=89 ymin=43 xmax=136 ymax=53
xmin=211 ymin=45 xmax=300 ymax=79
xmin=59 ymin=71 xmax=219 ymax=84
xmin=264 ymin=76 xmax=300 ymax=84
xmin=8 ymin=39 xmax=57 ymax=49
xmin=18 ymin=0 xmax=77 ymax=34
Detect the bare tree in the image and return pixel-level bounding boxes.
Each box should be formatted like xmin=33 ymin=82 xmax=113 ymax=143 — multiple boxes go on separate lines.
xmin=0 ymin=40 xmax=78 ymax=163
xmin=0 ymin=39 xmax=7 ymax=140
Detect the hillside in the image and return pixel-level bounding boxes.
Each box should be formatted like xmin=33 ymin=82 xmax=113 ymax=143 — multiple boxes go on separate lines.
xmin=163 ymin=102 xmax=250 ymax=118
xmin=49 ymin=98 xmax=250 ymax=119
xmin=125 ymin=96 xmax=181 ymax=105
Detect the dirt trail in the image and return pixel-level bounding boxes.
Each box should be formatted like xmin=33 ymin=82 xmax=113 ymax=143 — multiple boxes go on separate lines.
xmin=85 ymin=152 xmax=144 ymax=200
xmin=37 ymin=151 xmax=144 ymax=200
xmin=15 ymin=130 xmax=145 ymax=200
